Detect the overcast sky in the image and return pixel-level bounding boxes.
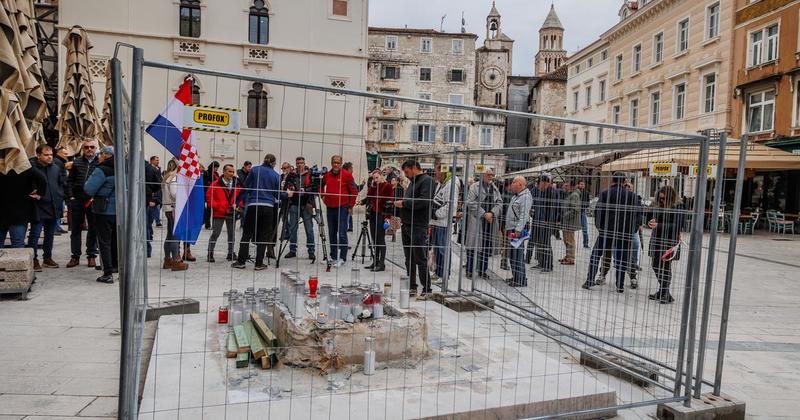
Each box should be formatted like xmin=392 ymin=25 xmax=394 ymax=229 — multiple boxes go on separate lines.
xmin=368 ymin=0 xmax=622 ymax=76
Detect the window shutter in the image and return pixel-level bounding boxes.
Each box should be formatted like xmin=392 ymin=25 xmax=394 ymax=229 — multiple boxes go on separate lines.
xmin=443 ymin=126 xmax=450 ymax=143
xmin=460 ymin=127 xmax=467 ymax=144
xmin=380 ymin=65 xmax=386 ymax=80
xmin=446 ymin=70 xmax=452 ymax=82
xmin=427 ymin=125 xmax=436 ymax=142
xmin=411 ymin=125 xmax=419 ymax=141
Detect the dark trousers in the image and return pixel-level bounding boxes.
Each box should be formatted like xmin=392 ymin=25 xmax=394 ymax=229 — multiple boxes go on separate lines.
xmin=164 ymin=211 xmax=180 ymax=260
xmin=508 ymin=232 xmax=527 ymax=286
xmin=95 ymin=214 xmax=118 ymax=276
xmin=652 ymin=255 xmax=673 ymax=294
xmin=327 ymin=206 xmax=349 ymax=261
xmin=402 ymin=225 xmax=430 ymax=293
xmin=204 ymin=204 xmax=211 ymax=229
xmin=237 ymin=205 xmax=275 ymax=266
xmin=466 ymin=220 xmax=493 ymax=275
xmin=69 ymin=200 xmax=97 ymax=258
xmin=146 ymin=205 xmax=158 ymax=257
xmin=586 ymin=234 xmax=632 ymax=290
xmin=534 ymin=226 xmax=553 ymax=270
xmin=599 ymin=247 xmax=637 ymax=280
xmin=367 ymin=211 xmax=386 ymax=265
xmin=581 ymin=211 xmax=589 ymax=247
xmin=0 ymin=224 xmax=26 ymax=248
xmin=27 ymin=219 xmax=56 ymax=260
xmin=208 ymin=217 xmax=235 ymax=256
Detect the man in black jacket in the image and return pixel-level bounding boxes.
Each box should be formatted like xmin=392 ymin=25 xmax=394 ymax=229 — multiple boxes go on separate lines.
xmin=237 ymin=161 xmax=252 ymax=188
xmin=395 ymin=160 xmax=435 ymax=297
xmin=532 ymin=174 xmax=561 ymax=272
xmin=281 ymin=156 xmax=317 ymax=260
xmin=145 ymin=157 xmax=162 ymax=258
xmin=28 ymin=145 xmax=67 ymax=270
xmin=0 ymin=165 xmax=46 ymax=249
xmin=582 ymin=172 xmax=642 ymax=292
xmin=66 ymin=140 xmax=99 ymax=268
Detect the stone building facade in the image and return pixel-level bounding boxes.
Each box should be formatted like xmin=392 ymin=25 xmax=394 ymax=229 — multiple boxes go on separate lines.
xmin=530 ymin=66 xmax=568 ymax=165
xmin=59 ymin=0 xmax=369 ymax=174
xmin=534 ymin=5 xmax=568 ymax=76
xmin=565 ymin=38 xmax=611 ymax=147
xmin=365 ymin=27 xmax=505 ymax=173
xmin=603 ymin=0 xmax=735 ymax=140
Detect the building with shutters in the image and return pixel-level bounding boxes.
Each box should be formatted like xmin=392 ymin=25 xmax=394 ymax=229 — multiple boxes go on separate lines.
xmin=58 ymin=0 xmax=369 ymax=172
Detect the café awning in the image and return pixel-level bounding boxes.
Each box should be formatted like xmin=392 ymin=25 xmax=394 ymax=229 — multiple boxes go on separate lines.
xmin=505 ymin=150 xmax=621 ymax=178
xmin=601 ymin=142 xmax=800 ymax=172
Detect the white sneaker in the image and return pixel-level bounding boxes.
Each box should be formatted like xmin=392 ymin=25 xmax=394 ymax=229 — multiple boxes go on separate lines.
xmin=335 ymin=259 xmax=345 ymax=268
xmin=595 ymin=276 xmax=606 ymax=285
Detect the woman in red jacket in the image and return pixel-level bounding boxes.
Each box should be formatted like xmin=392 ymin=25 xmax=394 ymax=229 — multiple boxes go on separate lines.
xmin=205 ymin=164 xmax=240 ymax=262
xmin=363 ymin=169 xmax=394 ymax=272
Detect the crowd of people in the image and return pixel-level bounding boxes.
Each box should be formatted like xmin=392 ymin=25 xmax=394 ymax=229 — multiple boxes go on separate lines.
xmin=1 ymin=143 xmax=687 ymax=303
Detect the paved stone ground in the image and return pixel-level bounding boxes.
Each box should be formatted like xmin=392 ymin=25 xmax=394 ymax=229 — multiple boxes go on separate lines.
xmin=1 ymin=216 xmax=797 ymax=419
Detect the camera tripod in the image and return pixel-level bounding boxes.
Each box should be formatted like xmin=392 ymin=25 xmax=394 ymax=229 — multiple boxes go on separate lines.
xmin=351 ymin=220 xmax=374 ymax=264
xmin=275 ymin=194 xmax=332 ymax=272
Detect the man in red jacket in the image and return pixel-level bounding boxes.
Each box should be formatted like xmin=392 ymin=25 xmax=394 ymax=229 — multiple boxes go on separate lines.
xmin=205 ymin=164 xmax=240 ymax=262
xmin=321 ymin=155 xmax=358 ymax=267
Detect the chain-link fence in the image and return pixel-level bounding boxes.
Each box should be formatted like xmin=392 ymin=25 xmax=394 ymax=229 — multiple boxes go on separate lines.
xmin=112 ymin=46 xmax=747 ymax=419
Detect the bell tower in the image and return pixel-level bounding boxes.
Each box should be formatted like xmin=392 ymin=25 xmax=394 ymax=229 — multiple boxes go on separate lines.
xmin=534 ymin=4 xmax=566 ymax=76
xmin=476 ymin=1 xmax=513 ymax=108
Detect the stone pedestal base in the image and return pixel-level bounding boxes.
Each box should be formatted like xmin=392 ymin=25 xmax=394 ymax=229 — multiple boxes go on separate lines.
xmin=658 ymin=393 xmax=745 ymax=420
xmin=271 ymin=303 xmax=430 ymax=370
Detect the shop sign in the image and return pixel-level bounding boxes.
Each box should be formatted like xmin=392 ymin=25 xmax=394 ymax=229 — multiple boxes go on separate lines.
xmin=649 ymin=162 xmax=677 ymax=177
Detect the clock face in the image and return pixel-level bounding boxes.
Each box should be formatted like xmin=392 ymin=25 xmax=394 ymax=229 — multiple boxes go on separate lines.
xmin=481 ymin=66 xmax=504 ymax=89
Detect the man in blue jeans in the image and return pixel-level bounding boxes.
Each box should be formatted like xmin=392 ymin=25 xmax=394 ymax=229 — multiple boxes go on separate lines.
xmin=281 ymin=157 xmax=317 ymax=261
xmin=145 ymin=156 xmax=162 ymax=258
xmin=582 ymin=173 xmax=642 ymax=292
xmin=505 ymin=176 xmax=532 ymax=287
xmin=28 ymin=145 xmax=67 ymax=270
xmin=321 ymin=155 xmax=358 ymax=267
xmin=429 ymin=165 xmax=459 ymax=281
xmin=577 ymin=180 xmax=590 ymax=248
xmin=1 ymin=159 xmax=46 ymax=249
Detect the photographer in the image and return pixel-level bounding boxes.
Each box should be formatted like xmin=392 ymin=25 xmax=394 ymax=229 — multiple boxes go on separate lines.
xmin=363 ymin=169 xmax=393 ymax=272
xmin=464 ymin=169 xmax=502 ymax=279
xmin=321 ymin=155 xmax=358 ymax=267
xmin=281 ymin=157 xmax=318 ymax=260
xmin=394 ymin=160 xmax=434 ymax=298
xmin=430 ymin=164 xmax=460 ymax=281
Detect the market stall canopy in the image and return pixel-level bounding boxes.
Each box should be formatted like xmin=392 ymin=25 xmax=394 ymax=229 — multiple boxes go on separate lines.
xmin=505 ymin=150 xmax=622 ymax=178
xmin=56 ymin=26 xmax=102 ymax=156
xmin=601 ymin=142 xmax=800 ymax=172
xmin=0 ymin=0 xmax=47 ymax=174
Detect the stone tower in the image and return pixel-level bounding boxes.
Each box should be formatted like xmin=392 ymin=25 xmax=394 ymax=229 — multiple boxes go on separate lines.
xmin=534 ymin=4 xmax=566 ymax=76
xmin=475 ymin=1 xmax=514 ymax=108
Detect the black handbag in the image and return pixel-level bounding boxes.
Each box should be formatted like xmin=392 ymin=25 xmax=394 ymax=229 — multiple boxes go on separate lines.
xmin=91 ymin=197 xmax=109 ymax=213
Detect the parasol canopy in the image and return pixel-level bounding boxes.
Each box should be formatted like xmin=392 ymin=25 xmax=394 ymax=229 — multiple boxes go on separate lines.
xmin=56 ymin=25 xmax=102 ymax=156
xmin=0 ymin=0 xmax=48 ymax=174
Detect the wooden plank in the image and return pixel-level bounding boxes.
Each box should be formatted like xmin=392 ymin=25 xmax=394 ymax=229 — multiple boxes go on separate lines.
xmin=233 ymin=325 xmax=250 ymax=353
xmin=244 ymin=320 xmax=267 ymax=361
xmin=260 ymin=355 xmax=271 ymax=369
xmin=226 ymin=333 xmax=237 ymax=358
xmin=235 ymin=352 xmax=249 ymax=368
xmin=250 ymin=312 xmax=278 ymax=348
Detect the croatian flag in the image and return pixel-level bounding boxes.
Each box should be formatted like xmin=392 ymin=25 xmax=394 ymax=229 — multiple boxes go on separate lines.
xmin=145 ymin=79 xmax=204 ymax=244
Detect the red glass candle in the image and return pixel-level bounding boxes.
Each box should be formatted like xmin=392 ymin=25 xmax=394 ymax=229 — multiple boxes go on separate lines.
xmin=308 ymin=276 xmax=319 ymax=298
xmin=218 ymin=306 xmax=229 ymax=324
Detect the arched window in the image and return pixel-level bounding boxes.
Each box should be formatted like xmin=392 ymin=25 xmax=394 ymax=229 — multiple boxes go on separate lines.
xmin=489 ymin=20 xmax=498 ymax=39
xmin=179 ymin=0 xmax=201 ymax=38
xmin=183 ymin=75 xmax=201 ymax=105
xmin=247 ymin=82 xmax=268 ymax=128
xmin=249 ymin=0 xmax=269 ymax=45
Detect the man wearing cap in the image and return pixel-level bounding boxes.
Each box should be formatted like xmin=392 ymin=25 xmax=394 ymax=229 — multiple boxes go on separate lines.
xmin=505 ymin=176 xmax=532 ymax=287
xmin=531 ymin=174 xmax=561 ymax=273
xmin=83 ymin=146 xmax=117 ymax=284
xmin=429 ymin=164 xmax=460 ymax=282
xmin=582 ymin=172 xmax=642 ymax=292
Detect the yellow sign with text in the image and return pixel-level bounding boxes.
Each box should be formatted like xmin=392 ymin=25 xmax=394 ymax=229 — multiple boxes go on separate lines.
xmin=183 ymin=104 xmax=241 ymax=134
xmin=649 ymin=162 xmax=677 ymax=177
xmin=474 ymin=164 xmax=486 ymax=173
xmin=689 ymin=164 xmax=718 ymax=179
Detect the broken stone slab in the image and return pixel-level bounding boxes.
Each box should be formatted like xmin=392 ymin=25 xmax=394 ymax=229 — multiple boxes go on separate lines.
xmin=145 ymin=298 xmax=200 ymax=321
xmin=270 ymin=302 xmax=430 ymax=370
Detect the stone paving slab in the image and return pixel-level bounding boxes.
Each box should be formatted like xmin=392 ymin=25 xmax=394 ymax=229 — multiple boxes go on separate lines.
xmin=0 ymin=395 xmax=95 ymax=417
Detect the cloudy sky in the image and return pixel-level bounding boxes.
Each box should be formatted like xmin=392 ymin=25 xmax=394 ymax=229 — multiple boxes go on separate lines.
xmin=368 ymin=0 xmax=622 ymax=76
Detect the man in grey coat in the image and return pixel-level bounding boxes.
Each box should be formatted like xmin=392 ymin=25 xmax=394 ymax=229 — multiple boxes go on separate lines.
xmin=505 ymin=176 xmax=532 ymax=287
xmin=464 ymin=169 xmax=502 ymax=279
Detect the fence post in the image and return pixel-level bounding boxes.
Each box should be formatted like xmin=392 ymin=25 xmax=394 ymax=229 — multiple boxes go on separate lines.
xmin=714 ymin=135 xmax=748 ymax=395
xmin=693 ymin=132 xmax=727 ymax=398
xmin=459 ymin=152 xmax=471 ymax=292
xmin=110 ymin=57 xmax=127 ymax=322
xmin=118 ymin=47 xmax=145 ymax=420
xmin=683 ymin=135 xmax=711 ymax=406
xmin=441 ymin=149 xmax=459 ymax=294
xmin=673 ymin=135 xmax=710 ymax=404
